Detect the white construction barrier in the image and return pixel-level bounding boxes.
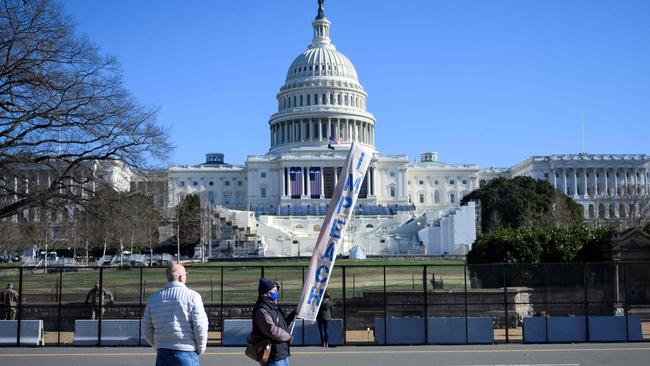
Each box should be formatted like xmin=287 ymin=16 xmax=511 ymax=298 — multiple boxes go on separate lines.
xmin=0 ymin=320 xmax=44 ymax=346
xmin=73 ymin=319 xmax=146 ymax=346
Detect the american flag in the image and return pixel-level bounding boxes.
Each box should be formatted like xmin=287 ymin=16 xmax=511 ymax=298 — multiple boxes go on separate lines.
xmin=328 ymin=135 xmax=339 ymax=150
xmin=310 ymin=170 xmax=321 ymax=198
xmin=290 ymin=169 xmax=302 ymax=197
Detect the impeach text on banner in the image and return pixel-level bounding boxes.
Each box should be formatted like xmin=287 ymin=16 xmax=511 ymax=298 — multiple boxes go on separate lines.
xmin=295 ymin=142 xmax=374 ymax=322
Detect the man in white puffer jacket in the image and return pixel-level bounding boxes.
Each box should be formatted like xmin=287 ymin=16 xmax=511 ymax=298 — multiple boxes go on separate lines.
xmin=143 ymin=264 xmax=208 ymax=366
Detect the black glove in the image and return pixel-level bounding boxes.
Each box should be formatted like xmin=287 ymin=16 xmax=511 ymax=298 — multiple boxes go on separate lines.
xmin=287 ymin=310 xmax=297 ymax=324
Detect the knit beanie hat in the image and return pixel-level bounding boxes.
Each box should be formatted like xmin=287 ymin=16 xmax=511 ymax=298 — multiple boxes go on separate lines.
xmin=258 ymin=278 xmax=276 ymax=295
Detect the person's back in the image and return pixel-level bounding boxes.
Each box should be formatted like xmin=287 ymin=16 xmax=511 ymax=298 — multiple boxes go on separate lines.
xmin=143 ymin=264 xmax=208 ymax=366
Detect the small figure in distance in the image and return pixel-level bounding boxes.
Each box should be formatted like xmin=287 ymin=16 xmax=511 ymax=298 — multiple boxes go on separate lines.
xmin=251 ymin=278 xmax=296 ymax=366
xmin=84 ymin=281 xmax=114 ymax=320
xmin=3 ymin=283 xmax=19 ymax=320
xmin=317 ymin=291 xmax=333 ymax=347
xmin=143 ymin=264 xmax=208 ymax=366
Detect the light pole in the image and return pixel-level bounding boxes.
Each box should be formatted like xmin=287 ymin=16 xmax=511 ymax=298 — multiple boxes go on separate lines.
xmin=176 ymin=195 xmax=181 ymax=264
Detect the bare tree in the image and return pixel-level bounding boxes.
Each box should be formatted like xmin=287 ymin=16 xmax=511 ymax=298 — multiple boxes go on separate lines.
xmin=0 ymin=0 xmax=172 ymax=220
xmin=613 ymin=182 xmax=650 ymax=229
xmin=0 ymin=220 xmax=21 ymax=257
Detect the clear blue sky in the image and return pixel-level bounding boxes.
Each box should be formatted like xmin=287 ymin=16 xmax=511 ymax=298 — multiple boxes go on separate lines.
xmin=62 ymin=0 xmax=650 ymax=168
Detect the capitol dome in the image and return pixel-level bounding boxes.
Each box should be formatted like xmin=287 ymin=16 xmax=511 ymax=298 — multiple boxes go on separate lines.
xmin=285 ymin=44 xmax=359 ymax=83
xmin=268 ymin=0 xmax=376 ymax=153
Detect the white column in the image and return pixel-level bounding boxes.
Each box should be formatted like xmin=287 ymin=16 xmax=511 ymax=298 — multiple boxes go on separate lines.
xmin=604 ymin=169 xmax=609 ymax=196
xmin=318 ymin=120 xmax=322 ymax=141
xmin=593 ymin=168 xmax=598 ymax=196
xmin=614 ymin=169 xmax=618 ymax=196
xmin=327 ymin=119 xmax=332 ymax=140
xmin=306 ymin=167 xmax=311 ymax=197
xmin=623 ymin=169 xmax=628 ymax=195
xmin=583 ymin=169 xmax=588 ymax=197
xmin=320 ymin=166 xmax=325 ymax=199
xmin=552 ymin=169 xmax=557 ymax=189
xmin=337 ymin=119 xmax=341 ymax=140
xmin=281 ymin=168 xmax=286 ymax=198
xmin=573 ymin=169 xmax=577 ymax=197
xmin=563 ymin=170 xmax=567 ymax=194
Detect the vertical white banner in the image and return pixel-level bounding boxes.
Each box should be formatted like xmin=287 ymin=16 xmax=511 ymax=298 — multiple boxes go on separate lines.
xmin=296 ymin=142 xmax=374 ymax=322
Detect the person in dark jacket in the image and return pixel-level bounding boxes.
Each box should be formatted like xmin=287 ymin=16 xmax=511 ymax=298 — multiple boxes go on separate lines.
xmin=251 ymin=278 xmax=295 ymax=366
xmin=316 ymin=291 xmax=333 ymax=347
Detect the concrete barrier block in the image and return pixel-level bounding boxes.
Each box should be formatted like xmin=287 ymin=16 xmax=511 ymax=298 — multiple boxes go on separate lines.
xmin=427 ymin=317 xmax=466 ymax=344
xmin=588 ymin=316 xmax=643 ymax=342
xmin=73 ymin=319 xmax=145 ymax=346
xmin=375 ymin=318 xmax=425 ymax=345
xmin=523 ymin=317 xmax=547 ymax=343
xmin=548 ymin=316 xmax=586 ymax=342
xmin=0 ymin=320 xmax=44 ymax=346
xmin=222 ymin=319 xmax=252 ymax=346
xmin=427 ymin=317 xmax=493 ymax=344
xmin=467 ymin=317 xmax=494 ymax=344
xmin=298 ymin=319 xmax=343 ymax=346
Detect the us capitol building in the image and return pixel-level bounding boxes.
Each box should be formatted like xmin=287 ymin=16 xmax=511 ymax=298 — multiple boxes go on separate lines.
xmin=134 ymin=2 xmax=649 ymax=257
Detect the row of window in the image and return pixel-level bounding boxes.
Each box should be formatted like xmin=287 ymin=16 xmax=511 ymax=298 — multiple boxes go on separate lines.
xmin=587 ymin=203 xmax=640 ymax=219
xmin=282 ymin=79 xmax=361 ymax=92
xmin=413 ymin=191 xmax=462 ymax=204
xmin=205 ymin=191 xmax=245 ymax=206
xmin=179 ymin=180 xmax=243 ymax=187
xmin=279 ymin=92 xmax=365 ymax=111
xmin=554 ymin=171 xmax=647 ymax=178
xmin=410 ymin=179 xmax=469 ymax=186
xmin=288 ymin=62 xmax=352 ymax=78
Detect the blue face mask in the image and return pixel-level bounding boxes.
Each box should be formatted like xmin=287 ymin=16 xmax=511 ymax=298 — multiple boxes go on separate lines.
xmin=268 ymin=291 xmax=279 ymax=301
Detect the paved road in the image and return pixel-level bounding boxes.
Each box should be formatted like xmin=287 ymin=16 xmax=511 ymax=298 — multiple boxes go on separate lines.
xmin=1 ymin=344 xmax=649 ymax=366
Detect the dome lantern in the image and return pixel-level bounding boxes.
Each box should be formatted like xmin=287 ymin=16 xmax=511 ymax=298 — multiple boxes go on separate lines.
xmin=311 ymin=0 xmax=333 ymax=49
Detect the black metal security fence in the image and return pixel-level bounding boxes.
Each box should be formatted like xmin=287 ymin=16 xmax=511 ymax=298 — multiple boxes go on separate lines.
xmin=0 ymin=262 xmax=649 ymax=346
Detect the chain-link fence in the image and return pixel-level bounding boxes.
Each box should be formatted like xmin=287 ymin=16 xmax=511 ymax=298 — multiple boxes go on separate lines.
xmin=0 ymin=262 xmax=649 ymax=346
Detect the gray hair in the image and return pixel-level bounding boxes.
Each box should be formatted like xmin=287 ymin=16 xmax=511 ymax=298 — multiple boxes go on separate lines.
xmin=166 ymin=266 xmax=186 ymax=282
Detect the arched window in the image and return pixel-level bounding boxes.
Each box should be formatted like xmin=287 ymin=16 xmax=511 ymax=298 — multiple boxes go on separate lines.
xmin=307 ymin=94 xmax=311 ymax=105
xmin=337 ymin=94 xmax=341 ymax=105
xmin=365 ymin=224 xmax=374 ymax=228
xmin=598 ymin=204 xmax=606 ymax=219
xmin=322 ymin=94 xmax=327 ymax=105
xmin=208 ymin=191 xmax=216 ymax=205
xmin=300 ymin=95 xmax=303 ymax=106
xmin=434 ymin=190 xmax=441 ymax=204
xmin=619 ymin=204 xmax=626 ymax=218
xmin=588 ymin=204 xmax=595 ymax=218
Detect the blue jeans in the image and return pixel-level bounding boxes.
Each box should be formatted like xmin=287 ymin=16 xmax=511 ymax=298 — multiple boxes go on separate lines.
xmin=156 ymin=348 xmax=199 ymax=366
xmin=318 ymin=320 xmax=329 ymax=345
xmin=261 ymin=357 xmax=289 ymax=366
